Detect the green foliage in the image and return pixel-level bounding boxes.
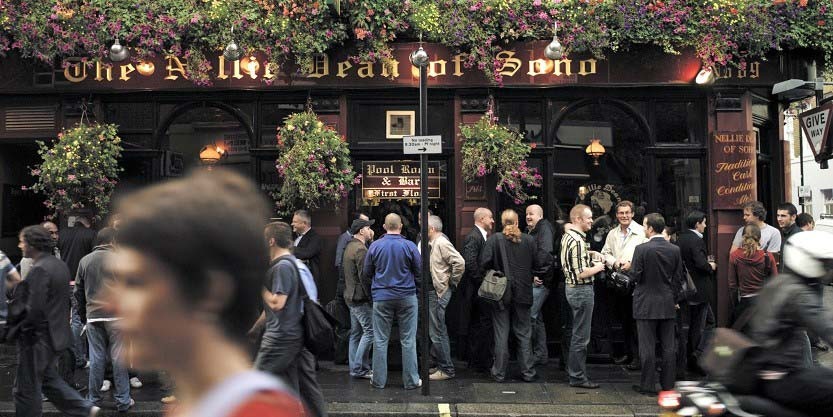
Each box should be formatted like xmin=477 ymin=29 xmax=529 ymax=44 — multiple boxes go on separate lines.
xmin=460 ymin=113 xmax=542 ymax=204
xmin=27 ymin=124 xmax=123 ymax=221
xmin=274 ymin=111 xmax=358 ymax=216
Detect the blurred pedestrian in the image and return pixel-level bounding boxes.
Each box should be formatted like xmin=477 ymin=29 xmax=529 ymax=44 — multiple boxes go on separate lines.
xmin=108 ymin=169 xmax=304 ymax=417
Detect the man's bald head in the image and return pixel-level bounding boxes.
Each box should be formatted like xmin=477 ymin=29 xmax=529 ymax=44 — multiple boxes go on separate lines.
xmin=525 ymin=204 xmax=544 ymax=230
xmin=473 ymin=207 xmax=495 ymax=232
xmin=384 ymin=213 xmax=402 ymax=233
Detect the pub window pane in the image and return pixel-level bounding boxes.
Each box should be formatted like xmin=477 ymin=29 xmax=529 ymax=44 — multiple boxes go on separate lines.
xmin=497 ymin=101 xmax=544 ymax=143
xmin=655 ymin=158 xmax=704 ymax=229
xmin=654 ymin=101 xmax=702 ymax=144
xmin=259 ymin=103 xmax=304 ymax=147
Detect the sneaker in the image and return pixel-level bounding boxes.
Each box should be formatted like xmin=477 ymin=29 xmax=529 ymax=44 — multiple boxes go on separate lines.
xmin=359 ymin=371 xmax=373 ymax=380
xmin=161 ymin=395 xmax=177 ymax=404
xmin=84 ymin=361 xmax=90 ymax=369
xmin=130 ymin=377 xmax=143 ymax=389
xmin=89 ymin=406 xmax=101 ymax=417
xmin=100 ymin=380 xmax=112 ymax=392
xmin=117 ymin=398 xmax=135 ymax=412
xmin=429 ymin=370 xmax=453 ymax=381
xmin=428 ymin=367 xmax=439 ymax=375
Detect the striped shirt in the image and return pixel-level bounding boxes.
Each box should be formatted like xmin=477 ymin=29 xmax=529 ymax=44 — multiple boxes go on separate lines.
xmin=560 ymin=228 xmax=594 ymax=286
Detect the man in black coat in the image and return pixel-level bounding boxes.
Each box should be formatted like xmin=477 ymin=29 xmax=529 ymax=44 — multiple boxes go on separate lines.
xmin=675 ymin=210 xmax=716 ymax=375
xmin=630 ymin=213 xmax=684 ymax=395
xmin=15 ymin=225 xmax=95 ymax=417
xmin=526 ymin=204 xmax=555 ymax=365
xmin=459 ymin=207 xmax=494 ymax=371
xmin=292 ymin=210 xmax=323 ymax=294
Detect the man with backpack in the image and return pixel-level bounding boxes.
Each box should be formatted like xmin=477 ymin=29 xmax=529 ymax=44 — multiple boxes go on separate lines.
xmin=253 ymin=222 xmax=326 ymax=417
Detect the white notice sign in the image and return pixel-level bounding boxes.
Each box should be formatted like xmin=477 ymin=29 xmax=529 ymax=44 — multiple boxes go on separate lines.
xmin=403 ymin=135 xmax=442 ymax=154
xmin=799 ymin=104 xmax=833 ymax=158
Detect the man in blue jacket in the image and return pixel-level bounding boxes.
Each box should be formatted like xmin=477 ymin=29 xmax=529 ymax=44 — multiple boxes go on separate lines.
xmin=363 ymin=213 xmax=422 ymax=390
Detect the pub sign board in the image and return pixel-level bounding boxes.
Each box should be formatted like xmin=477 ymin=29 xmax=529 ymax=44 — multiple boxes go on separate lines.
xmin=711 ymin=131 xmax=757 ymax=209
xmin=798 ymin=103 xmax=833 ymax=162
xmin=361 ymin=161 xmax=441 ymax=200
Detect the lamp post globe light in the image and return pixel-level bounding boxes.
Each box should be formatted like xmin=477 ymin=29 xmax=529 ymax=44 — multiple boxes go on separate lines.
xmin=409 ymin=46 xmax=429 ymax=68
xmin=109 ymin=39 xmax=129 ymax=62
xmin=544 ymin=21 xmax=563 ymax=60
xmin=224 ymin=25 xmax=242 ymax=61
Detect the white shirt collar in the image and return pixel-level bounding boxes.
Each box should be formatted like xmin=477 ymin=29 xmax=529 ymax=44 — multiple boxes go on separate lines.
xmin=475 ymin=225 xmax=488 ymax=241
xmin=189 ymin=370 xmax=291 ymax=417
xmin=690 ymin=229 xmax=703 ymax=239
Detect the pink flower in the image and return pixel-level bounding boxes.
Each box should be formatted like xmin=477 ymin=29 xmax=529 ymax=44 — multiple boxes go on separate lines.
xmin=67 ymin=174 xmax=76 ymax=181
xmin=57 ymin=189 xmax=67 ymax=196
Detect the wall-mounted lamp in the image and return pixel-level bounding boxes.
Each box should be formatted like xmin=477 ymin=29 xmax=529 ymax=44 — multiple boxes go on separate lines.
xmin=695 ymin=66 xmax=715 ymax=85
xmin=585 ymin=138 xmax=606 ymax=166
xmin=544 ymin=21 xmax=563 ymax=60
xmin=224 ymin=25 xmax=242 ymax=62
xmin=136 ymin=61 xmax=155 ymax=76
xmin=109 ymin=39 xmax=129 ymax=62
xmin=199 ymin=145 xmax=227 ymax=170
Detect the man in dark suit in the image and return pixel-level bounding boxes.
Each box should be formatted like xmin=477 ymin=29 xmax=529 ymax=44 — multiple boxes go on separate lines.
xmin=526 ymin=204 xmax=555 ymax=365
xmin=675 ymin=211 xmax=716 ymax=375
xmin=460 ymin=207 xmax=494 ymax=371
xmin=15 ymin=225 xmax=96 ymax=417
xmin=292 ymin=210 xmax=323 ymax=294
xmin=630 ymin=213 xmax=684 ymax=395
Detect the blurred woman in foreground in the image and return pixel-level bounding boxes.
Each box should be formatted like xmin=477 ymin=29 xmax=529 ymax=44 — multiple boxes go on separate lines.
xmin=106 ymin=169 xmax=305 ymax=417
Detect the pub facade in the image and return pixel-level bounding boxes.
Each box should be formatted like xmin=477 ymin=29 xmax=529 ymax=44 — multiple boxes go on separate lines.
xmin=0 ymin=42 xmax=817 ymax=358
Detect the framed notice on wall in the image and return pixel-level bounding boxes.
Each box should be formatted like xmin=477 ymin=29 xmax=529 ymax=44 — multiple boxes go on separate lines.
xmin=386 ymin=111 xmax=415 ymax=139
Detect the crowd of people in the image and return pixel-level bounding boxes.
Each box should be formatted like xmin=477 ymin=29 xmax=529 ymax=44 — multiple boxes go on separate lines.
xmin=2 ymin=168 xmax=833 ymax=417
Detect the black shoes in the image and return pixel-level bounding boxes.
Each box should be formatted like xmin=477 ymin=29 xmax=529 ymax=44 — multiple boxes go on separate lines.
xmin=613 ymin=355 xmax=631 ymax=365
xmin=570 ymin=381 xmax=600 ymax=389
xmin=631 ymin=385 xmax=658 ymax=396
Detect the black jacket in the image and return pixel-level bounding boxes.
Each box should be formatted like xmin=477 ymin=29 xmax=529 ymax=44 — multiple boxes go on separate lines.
xmin=480 ymin=232 xmax=548 ymax=306
xmin=750 ymin=273 xmax=833 ymax=372
xmin=58 ymin=225 xmax=96 ymax=280
xmin=294 ymin=228 xmax=322 ymax=283
xmin=457 ymin=226 xmax=487 ymax=332
xmin=676 ymin=229 xmax=713 ymax=305
xmin=21 ymin=254 xmax=72 ymax=351
xmin=529 ymin=219 xmax=556 ymax=288
xmin=631 ymin=237 xmax=684 ymax=320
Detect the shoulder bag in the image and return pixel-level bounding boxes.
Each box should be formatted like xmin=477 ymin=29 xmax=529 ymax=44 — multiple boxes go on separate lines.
xmin=681 ymin=265 xmax=698 ymax=301
xmin=283 ymin=259 xmax=337 ymax=356
xmin=478 ymin=235 xmax=513 ymax=309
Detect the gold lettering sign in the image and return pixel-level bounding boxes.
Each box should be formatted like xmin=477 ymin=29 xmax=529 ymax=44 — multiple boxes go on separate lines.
xmin=711 ymin=131 xmax=757 ymax=209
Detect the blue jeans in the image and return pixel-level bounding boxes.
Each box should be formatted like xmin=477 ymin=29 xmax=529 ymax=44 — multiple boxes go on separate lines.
xmin=87 ymin=321 xmax=131 ymax=410
xmin=69 ymin=290 xmax=86 ymax=367
xmin=531 ymin=285 xmax=550 ymax=363
xmin=348 ymin=303 xmax=374 ymax=377
xmin=565 ymin=284 xmax=595 ymax=384
xmin=429 ymin=289 xmax=454 ymax=376
xmin=371 ymin=295 xmax=419 ymax=389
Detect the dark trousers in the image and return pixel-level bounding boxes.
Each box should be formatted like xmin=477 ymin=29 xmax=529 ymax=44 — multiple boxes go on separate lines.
xmin=14 ymin=338 xmax=92 ymax=417
xmin=762 ymin=366 xmax=833 ymax=416
xmin=255 ymin=337 xmax=327 ymax=417
xmin=613 ymin=292 xmax=638 ymax=362
xmin=676 ymin=302 xmax=711 ymax=374
xmin=636 ymin=319 xmax=676 ymax=391
xmin=467 ymin=296 xmax=494 ymax=371
xmin=490 ymin=302 xmax=535 ymax=381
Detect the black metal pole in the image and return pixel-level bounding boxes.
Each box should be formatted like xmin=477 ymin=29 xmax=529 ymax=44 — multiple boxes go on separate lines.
xmin=418 ymin=64 xmax=430 ymax=396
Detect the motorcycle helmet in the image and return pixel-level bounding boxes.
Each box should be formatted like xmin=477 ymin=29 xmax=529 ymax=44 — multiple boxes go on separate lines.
xmin=783 ymin=231 xmax=833 ymax=284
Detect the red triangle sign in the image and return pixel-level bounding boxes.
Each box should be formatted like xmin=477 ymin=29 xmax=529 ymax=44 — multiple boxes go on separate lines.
xmin=799 ymin=103 xmax=833 ymax=159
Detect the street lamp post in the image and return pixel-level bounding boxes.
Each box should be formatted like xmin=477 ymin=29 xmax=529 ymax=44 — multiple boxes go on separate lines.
xmin=410 ymin=44 xmax=430 ymax=396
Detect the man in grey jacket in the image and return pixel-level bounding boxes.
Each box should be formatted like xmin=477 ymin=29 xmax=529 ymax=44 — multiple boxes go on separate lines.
xmin=342 ymin=218 xmax=375 ymax=379
xmin=75 ymin=228 xmax=133 ymax=411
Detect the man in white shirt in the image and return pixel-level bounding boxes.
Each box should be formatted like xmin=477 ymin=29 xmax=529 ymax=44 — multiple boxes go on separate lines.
xmin=600 ymin=201 xmax=647 ymax=368
xmin=729 ymin=201 xmax=782 ymax=255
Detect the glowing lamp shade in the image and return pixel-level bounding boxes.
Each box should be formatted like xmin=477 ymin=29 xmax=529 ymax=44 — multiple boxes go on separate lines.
xmin=696 ymin=67 xmax=715 ymax=85
xmin=585 ymin=138 xmax=606 ymax=166
xmin=199 ymin=145 xmax=226 ymax=170
xmin=242 ymin=56 xmax=260 ymax=79
xmin=136 ymin=61 xmax=155 ymax=76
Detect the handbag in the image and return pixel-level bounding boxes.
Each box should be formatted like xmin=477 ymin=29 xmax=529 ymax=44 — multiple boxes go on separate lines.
xmin=478 ymin=235 xmax=512 ymax=309
xmin=681 ymin=266 xmax=698 ymax=301
xmin=605 ymin=267 xmax=634 ymax=294
xmin=699 ymin=305 xmax=761 ymax=394
xmin=285 ymin=260 xmax=338 ymax=357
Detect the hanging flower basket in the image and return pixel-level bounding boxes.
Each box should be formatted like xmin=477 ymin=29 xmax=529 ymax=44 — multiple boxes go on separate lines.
xmin=273 ymin=110 xmax=359 ymax=216
xmin=27 ymin=123 xmax=122 ymax=221
xmin=460 ymin=113 xmax=542 ymax=205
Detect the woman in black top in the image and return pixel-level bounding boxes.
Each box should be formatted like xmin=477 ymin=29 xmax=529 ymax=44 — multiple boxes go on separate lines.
xmin=480 ymin=209 xmax=550 ymax=382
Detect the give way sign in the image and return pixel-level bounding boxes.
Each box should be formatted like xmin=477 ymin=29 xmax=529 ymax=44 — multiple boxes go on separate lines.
xmin=799 ymin=103 xmax=833 ymax=159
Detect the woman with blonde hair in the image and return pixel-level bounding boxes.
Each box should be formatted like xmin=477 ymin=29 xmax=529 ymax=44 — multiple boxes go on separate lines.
xmin=728 ymin=223 xmax=777 ymax=324
xmin=480 ymin=209 xmax=551 ymax=382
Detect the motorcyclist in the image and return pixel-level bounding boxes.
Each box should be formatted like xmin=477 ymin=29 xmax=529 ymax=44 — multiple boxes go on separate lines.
xmin=746 ymin=231 xmax=833 ymax=416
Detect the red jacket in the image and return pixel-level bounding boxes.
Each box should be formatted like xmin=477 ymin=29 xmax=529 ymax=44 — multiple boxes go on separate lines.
xmin=728 ymin=248 xmax=777 ymax=297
